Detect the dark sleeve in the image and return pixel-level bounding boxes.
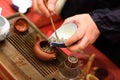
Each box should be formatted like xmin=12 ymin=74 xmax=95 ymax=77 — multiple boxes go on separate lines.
xmin=90 ymin=7 xmax=120 ymax=43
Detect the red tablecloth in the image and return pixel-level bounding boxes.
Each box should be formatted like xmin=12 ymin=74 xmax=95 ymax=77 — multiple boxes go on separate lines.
xmin=1 ymin=0 xmax=120 ymax=80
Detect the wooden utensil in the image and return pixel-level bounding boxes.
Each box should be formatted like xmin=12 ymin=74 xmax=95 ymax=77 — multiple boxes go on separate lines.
xmin=43 ymin=0 xmax=59 ymax=40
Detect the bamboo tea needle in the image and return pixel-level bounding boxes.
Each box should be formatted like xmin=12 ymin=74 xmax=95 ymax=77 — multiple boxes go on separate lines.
xmin=43 ymin=0 xmax=59 ymax=40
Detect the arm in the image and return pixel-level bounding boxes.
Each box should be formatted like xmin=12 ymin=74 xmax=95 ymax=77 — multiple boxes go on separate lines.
xmin=64 ymin=7 xmax=120 ymax=52
xmin=90 ymin=8 xmax=120 ymax=43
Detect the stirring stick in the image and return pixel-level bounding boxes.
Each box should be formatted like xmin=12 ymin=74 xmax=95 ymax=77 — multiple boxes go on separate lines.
xmin=43 ymin=0 xmax=59 ymax=40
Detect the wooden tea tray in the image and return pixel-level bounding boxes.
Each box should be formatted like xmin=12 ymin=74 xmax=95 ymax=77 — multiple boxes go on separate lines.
xmin=0 ymin=12 xmax=66 ymax=80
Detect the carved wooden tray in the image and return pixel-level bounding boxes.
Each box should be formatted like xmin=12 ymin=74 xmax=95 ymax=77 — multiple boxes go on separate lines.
xmin=0 ymin=12 xmax=66 ymax=80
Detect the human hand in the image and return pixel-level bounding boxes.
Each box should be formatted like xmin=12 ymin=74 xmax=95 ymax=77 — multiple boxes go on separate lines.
xmin=33 ymin=0 xmax=57 ymax=17
xmin=64 ymin=14 xmax=100 ymax=53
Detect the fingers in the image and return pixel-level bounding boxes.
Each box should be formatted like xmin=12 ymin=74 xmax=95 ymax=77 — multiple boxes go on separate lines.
xmin=66 ymin=38 xmax=88 ymax=52
xmin=33 ymin=0 xmax=57 ymax=17
xmin=67 ymin=40 xmax=83 ymax=53
xmin=48 ymin=0 xmax=57 ymax=12
xmin=33 ymin=0 xmax=38 ymax=11
xmin=39 ymin=0 xmax=51 ymax=17
xmin=65 ymin=29 xmax=84 ymax=46
xmin=66 ymin=27 xmax=98 ymax=53
xmin=65 ymin=28 xmax=86 ymax=53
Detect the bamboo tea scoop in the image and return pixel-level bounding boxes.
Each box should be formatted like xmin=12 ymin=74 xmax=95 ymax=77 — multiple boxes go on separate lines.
xmin=43 ymin=0 xmax=59 ymax=40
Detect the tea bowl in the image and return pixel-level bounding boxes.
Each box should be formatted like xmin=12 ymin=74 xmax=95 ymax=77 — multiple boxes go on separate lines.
xmin=48 ymin=22 xmax=78 ymax=47
xmin=0 ymin=16 xmax=10 ymax=41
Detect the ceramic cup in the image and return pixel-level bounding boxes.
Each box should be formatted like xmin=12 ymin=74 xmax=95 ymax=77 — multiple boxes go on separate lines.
xmin=0 ymin=16 xmax=10 ymax=41
xmin=14 ymin=17 xmax=29 ymax=33
xmin=48 ymin=22 xmax=78 ymax=47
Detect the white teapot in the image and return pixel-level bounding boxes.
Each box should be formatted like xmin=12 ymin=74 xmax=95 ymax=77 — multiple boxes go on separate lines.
xmin=0 ymin=8 xmax=10 ymax=41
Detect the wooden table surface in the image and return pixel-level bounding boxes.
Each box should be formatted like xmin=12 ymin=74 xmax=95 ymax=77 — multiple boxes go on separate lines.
xmin=0 ymin=0 xmax=120 ymax=80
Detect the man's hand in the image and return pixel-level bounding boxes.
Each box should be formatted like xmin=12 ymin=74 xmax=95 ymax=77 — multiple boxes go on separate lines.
xmin=64 ymin=14 xmax=100 ymax=53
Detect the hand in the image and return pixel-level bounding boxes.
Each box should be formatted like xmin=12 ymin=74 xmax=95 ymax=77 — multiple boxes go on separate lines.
xmin=33 ymin=0 xmax=57 ymax=17
xmin=64 ymin=14 xmax=100 ymax=53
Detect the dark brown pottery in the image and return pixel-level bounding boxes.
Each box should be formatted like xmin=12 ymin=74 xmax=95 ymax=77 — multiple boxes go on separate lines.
xmin=14 ymin=17 xmax=29 ymax=33
xmin=33 ymin=34 xmax=57 ymax=61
